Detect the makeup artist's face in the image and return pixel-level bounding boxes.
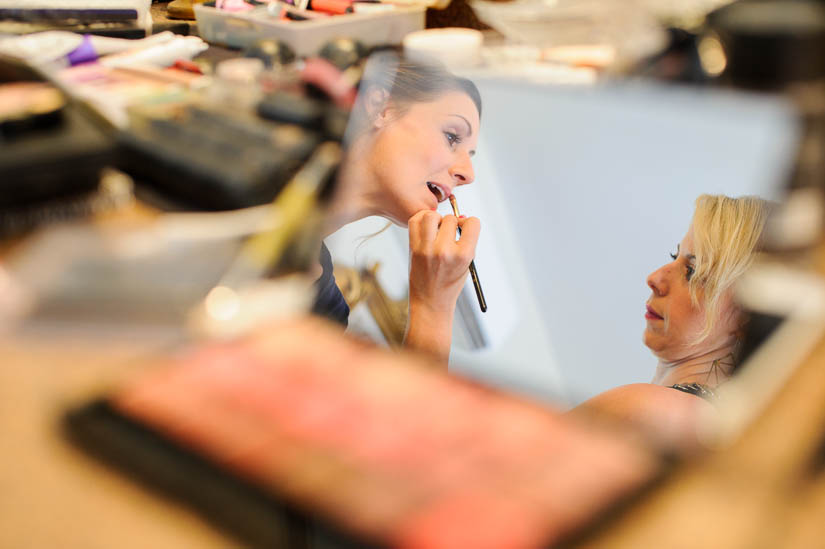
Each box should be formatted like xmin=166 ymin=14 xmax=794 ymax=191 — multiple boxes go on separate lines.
xmin=367 ymin=91 xmax=480 ymax=226
xmin=643 ymin=227 xmax=737 ymax=361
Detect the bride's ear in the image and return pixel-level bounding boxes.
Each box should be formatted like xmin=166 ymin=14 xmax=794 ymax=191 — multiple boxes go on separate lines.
xmin=363 ymin=87 xmax=392 ymax=129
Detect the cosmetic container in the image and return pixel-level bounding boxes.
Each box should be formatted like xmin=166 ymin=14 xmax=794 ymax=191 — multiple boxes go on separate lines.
xmin=194 ymin=1 xmax=424 ymax=57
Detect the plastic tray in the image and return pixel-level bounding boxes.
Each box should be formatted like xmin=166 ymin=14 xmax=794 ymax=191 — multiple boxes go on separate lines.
xmin=194 ymin=3 xmax=425 ymax=56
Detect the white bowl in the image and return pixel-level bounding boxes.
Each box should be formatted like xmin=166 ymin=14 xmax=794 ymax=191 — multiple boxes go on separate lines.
xmin=470 ymin=0 xmax=666 ymax=64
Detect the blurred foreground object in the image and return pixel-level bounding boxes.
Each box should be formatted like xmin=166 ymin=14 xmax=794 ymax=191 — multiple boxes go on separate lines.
xmin=167 ymin=0 xmax=205 ymax=20
xmin=193 ymin=0 xmax=425 ymax=57
xmin=705 ymin=0 xmax=825 ymax=91
xmin=0 ymin=0 xmax=151 ymax=37
xmin=64 ymin=316 xmax=663 ymax=548
xmin=118 ymin=102 xmax=322 ymax=210
xmin=463 ymin=0 xmax=740 ymax=81
xmin=403 ymin=27 xmax=483 ymax=68
xmin=334 ymin=262 xmax=408 ymax=346
xmin=0 ymin=329 xmax=239 ymax=549
xmin=0 ymin=55 xmax=123 ymax=237
xmin=469 ymin=0 xmax=666 ymax=70
xmin=704 ymin=0 xmax=825 ymax=252
xmin=0 ymin=210 xmax=242 ymax=330
xmin=0 ymin=80 xmax=112 ymax=208
xmin=190 ymin=141 xmax=343 ymax=339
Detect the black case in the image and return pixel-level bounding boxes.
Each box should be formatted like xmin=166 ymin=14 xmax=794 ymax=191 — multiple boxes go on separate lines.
xmin=63 ymin=399 xmax=380 ymax=549
xmin=0 ymin=56 xmax=115 ymax=209
xmin=116 ymin=107 xmax=321 ymax=211
xmin=0 ymin=105 xmax=114 ymax=208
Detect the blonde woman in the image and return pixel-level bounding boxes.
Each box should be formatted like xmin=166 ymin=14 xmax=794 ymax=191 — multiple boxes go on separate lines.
xmin=576 ymin=194 xmax=771 ymax=448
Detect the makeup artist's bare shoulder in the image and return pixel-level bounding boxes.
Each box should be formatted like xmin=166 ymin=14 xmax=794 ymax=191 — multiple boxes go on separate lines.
xmin=572 ymin=383 xmax=716 ymax=448
xmin=579 ymin=383 xmax=713 ymax=418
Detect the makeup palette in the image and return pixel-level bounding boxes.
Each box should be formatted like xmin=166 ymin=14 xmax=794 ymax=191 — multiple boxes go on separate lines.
xmin=0 ymin=81 xmax=65 ymax=139
xmin=0 ymin=65 xmax=114 ymax=211
xmin=116 ymin=103 xmax=322 ymax=210
xmin=0 ymin=7 xmax=145 ymax=38
xmin=65 ymin=317 xmax=664 ymax=548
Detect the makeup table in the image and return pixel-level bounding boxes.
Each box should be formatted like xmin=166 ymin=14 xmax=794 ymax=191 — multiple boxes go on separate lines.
xmin=0 ymin=194 xmax=236 ymax=546
xmin=0 ymin=189 xmax=259 ymax=547
xmin=0 ymin=11 xmax=317 ymax=544
xmin=0 ymin=327 xmax=245 ymax=548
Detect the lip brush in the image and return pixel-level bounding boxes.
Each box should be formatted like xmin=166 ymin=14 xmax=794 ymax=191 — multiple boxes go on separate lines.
xmin=448 ymin=194 xmax=487 ymax=313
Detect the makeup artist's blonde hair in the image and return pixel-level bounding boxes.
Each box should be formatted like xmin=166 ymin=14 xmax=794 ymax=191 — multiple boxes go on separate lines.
xmin=689 ymin=194 xmax=771 ymax=343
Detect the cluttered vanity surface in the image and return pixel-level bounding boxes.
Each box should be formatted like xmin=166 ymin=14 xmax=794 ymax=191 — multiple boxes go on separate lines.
xmin=4 ymin=0 xmax=825 ymax=547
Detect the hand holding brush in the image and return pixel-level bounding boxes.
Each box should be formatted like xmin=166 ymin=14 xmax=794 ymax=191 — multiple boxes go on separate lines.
xmin=449 ymin=194 xmax=486 ymax=313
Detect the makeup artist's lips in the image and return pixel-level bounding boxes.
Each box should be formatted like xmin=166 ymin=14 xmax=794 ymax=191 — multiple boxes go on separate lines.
xmin=426 ymin=181 xmax=451 ymax=203
xmin=645 ymin=305 xmax=663 ymax=320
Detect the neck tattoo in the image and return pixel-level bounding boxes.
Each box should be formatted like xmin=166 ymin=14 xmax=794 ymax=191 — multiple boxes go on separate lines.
xmin=702 ymin=353 xmax=736 ymax=385
xmin=653 ymin=342 xmax=739 ymax=387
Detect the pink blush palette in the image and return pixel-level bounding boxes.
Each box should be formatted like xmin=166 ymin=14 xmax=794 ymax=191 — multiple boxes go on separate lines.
xmin=65 ymin=317 xmax=663 ymax=548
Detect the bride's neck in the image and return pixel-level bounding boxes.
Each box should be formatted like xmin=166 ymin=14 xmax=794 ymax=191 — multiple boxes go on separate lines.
xmin=322 ymin=135 xmax=382 ymax=237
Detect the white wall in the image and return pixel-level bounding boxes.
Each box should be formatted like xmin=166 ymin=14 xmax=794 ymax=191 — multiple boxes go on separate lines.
xmin=327 ymin=79 xmax=798 ymax=407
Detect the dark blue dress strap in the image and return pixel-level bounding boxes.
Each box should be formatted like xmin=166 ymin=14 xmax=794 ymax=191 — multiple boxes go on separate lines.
xmin=311 ymin=242 xmax=350 ymax=327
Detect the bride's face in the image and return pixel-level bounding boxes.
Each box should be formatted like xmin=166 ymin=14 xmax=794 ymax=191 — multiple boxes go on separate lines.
xmin=364 ymin=90 xmax=479 ymax=226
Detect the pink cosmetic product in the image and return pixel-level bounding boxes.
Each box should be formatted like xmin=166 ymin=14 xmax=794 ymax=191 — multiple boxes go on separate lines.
xmin=216 ymin=0 xmax=256 ymax=12
xmin=67 ymin=318 xmax=662 ymax=548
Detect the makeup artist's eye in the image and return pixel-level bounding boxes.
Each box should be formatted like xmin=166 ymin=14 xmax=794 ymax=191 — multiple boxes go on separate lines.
xmin=670 ymin=243 xmax=681 ymax=261
xmin=444 ymin=131 xmax=461 ymax=147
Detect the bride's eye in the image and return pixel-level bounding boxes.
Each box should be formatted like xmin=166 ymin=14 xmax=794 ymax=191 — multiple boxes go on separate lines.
xmin=444 ymin=131 xmax=461 ymax=147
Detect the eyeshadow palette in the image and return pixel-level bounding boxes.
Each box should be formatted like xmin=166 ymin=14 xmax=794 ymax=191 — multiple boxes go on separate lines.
xmin=65 ymin=317 xmax=664 ymax=548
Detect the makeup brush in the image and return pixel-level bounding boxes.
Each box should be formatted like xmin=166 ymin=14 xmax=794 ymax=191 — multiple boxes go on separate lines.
xmin=448 ymin=194 xmax=486 ymax=313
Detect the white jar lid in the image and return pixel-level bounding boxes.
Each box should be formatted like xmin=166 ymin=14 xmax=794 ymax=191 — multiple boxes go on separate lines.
xmin=402 ymin=28 xmax=483 ymax=68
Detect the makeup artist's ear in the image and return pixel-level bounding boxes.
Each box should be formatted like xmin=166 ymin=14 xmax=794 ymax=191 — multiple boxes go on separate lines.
xmin=363 ymin=87 xmax=392 ymax=129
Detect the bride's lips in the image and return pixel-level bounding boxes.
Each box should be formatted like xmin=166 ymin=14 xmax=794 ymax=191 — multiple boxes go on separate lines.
xmin=426 ymin=181 xmax=450 ymax=203
xmin=645 ymin=305 xmax=663 ymax=320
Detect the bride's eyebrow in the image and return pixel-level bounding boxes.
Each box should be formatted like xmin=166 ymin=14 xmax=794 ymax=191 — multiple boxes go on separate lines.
xmin=448 ymin=114 xmax=472 ymax=136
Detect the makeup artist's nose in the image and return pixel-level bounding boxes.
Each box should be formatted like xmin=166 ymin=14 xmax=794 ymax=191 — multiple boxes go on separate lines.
xmin=646 ymin=264 xmax=670 ymax=296
xmin=449 ymin=154 xmax=475 ymax=186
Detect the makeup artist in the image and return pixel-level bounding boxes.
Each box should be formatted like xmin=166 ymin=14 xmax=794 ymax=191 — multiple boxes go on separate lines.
xmin=314 ymin=53 xmax=482 ymax=365
xmin=574 ymin=194 xmax=771 ymax=449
